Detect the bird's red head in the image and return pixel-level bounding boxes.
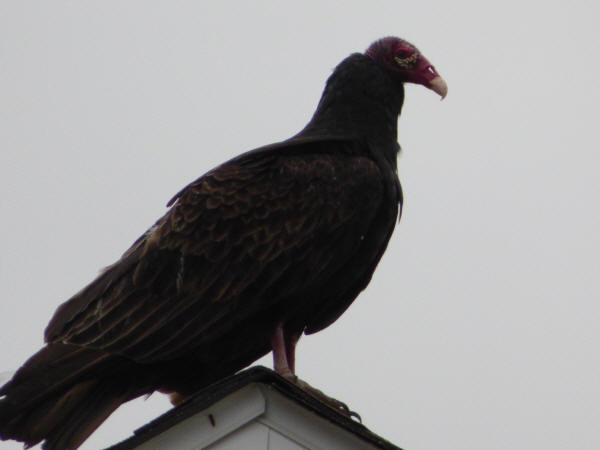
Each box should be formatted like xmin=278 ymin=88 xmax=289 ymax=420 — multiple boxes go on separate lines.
xmin=365 ymin=36 xmax=447 ymax=99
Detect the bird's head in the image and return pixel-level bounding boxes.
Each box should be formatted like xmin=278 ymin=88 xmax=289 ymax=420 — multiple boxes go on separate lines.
xmin=365 ymin=36 xmax=447 ymax=99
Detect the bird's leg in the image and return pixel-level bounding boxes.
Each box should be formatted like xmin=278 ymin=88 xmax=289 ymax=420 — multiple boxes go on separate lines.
xmin=284 ymin=329 xmax=302 ymax=375
xmin=271 ymin=323 xmax=294 ymax=378
xmin=270 ymin=324 xmax=359 ymax=420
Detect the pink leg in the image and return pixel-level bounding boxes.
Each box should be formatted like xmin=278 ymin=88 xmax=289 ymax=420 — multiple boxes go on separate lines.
xmin=284 ymin=330 xmax=302 ymax=375
xmin=271 ymin=324 xmax=294 ymax=377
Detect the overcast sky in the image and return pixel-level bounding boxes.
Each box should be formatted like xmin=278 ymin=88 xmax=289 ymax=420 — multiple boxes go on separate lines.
xmin=1 ymin=1 xmax=599 ymax=449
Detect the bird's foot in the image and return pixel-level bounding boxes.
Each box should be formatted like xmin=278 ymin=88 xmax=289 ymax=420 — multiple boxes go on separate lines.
xmin=283 ymin=375 xmax=362 ymax=422
xmin=168 ymin=391 xmax=190 ymax=406
xmin=278 ymin=370 xmax=298 ymax=383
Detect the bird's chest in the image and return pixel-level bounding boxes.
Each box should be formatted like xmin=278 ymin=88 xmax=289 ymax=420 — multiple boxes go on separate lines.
xmin=286 ymin=174 xmax=401 ymax=334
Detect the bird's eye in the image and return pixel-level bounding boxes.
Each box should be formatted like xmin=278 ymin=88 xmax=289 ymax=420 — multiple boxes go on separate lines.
xmin=395 ymin=49 xmax=411 ymax=59
xmin=394 ymin=49 xmax=418 ymax=69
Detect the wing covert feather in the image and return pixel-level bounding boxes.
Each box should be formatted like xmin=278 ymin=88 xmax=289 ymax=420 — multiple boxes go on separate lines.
xmin=46 ymin=146 xmax=386 ymax=363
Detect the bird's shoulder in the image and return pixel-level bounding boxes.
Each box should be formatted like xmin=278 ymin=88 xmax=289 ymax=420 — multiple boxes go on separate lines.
xmin=44 ymin=137 xmax=389 ymax=347
xmin=150 ymin=137 xmax=387 ymax=254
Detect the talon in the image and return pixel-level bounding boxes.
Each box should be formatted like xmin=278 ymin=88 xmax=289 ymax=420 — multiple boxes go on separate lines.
xmin=280 ymin=371 xmax=298 ymax=383
xmin=288 ymin=376 xmax=361 ymax=421
xmin=349 ymin=410 xmax=362 ymax=423
xmin=334 ymin=400 xmax=351 ymax=414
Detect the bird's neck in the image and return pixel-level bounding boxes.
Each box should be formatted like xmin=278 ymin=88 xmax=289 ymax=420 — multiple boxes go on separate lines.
xmin=299 ymin=54 xmax=405 ymax=166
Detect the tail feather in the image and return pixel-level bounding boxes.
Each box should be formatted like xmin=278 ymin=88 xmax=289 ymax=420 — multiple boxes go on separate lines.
xmin=2 ymin=380 xmax=97 ymax=447
xmin=0 ymin=344 xmax=110 ymax=407
xmin=0 ymin=344 xmax=149 ymax=449
xmin=43 ymin=380 xmax=130 ymax=450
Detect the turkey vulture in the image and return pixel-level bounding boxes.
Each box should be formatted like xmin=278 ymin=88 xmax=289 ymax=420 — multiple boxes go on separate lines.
xmin=0 ymin=36 xmax=446 ymax=449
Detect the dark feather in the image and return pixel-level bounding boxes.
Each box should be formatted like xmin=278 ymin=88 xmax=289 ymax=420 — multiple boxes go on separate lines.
xmin=0 ymin=37 xmax=444 ymax=449
xmin=47 ymin=146 xmax=392 ymax=362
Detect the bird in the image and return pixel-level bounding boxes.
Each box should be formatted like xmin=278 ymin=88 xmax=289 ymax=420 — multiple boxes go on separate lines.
xmin=0 ymin=36 xmax=446 ymax=449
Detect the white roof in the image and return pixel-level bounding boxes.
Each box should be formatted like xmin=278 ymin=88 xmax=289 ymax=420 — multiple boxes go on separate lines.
xmin=108 ymin=367 xmax=402 ymax=450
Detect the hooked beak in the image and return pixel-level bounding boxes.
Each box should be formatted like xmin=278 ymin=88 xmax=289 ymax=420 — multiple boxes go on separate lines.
xmin=428 ymin=76 xmax=448 ymax=100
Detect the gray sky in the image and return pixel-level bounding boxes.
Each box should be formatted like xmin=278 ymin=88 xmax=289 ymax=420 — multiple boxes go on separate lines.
xmin=1 ymin=1 xmax=599 ymax=449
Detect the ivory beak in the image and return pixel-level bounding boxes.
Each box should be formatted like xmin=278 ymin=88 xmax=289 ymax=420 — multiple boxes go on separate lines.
xmin=429 ymin=76 xmax=448 ymax=99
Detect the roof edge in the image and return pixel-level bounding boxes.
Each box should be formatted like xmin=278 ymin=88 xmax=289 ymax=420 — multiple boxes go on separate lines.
xmin=106 ymin=366 xmax=403 ymax=450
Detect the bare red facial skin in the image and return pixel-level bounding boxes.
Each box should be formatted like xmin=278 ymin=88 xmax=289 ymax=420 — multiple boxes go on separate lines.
xmin=401 ymin=52 xmax=442 ymax=87
xmin=365 ymin=36 xmax=447 ymax=98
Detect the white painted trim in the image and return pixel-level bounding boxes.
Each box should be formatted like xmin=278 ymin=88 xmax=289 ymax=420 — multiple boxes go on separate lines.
xmin=257 ymin=385 xmax=377 ymax=450
xmin=130 ymin=382 xmax=381 ymax=449
xmin=134 ymin=384 xmax=266 ymax=450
